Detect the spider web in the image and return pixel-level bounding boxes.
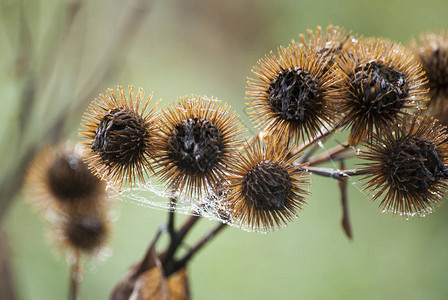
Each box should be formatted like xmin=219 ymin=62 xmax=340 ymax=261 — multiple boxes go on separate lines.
xmin=105 ymin=97 xmax=376 ymax=232
xmin=106 ymin=136 xmax=373 ymax=233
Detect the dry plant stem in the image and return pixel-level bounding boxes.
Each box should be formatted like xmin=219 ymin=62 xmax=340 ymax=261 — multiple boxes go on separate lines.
xmin=16 ymin=3 xmax=34 ymax=139
xmin=301 ymin=166 xmax=371 ymax=180
xmin=0 ymin=0 xmax=151 ymax=225
xmin=167 ymin=197 xmax=176 ymax=241
xmin=20 ymin=0 xmax=84 ymax=138
xmin=290 ymin=124 xmax=339 ymax=156
xmin=162 ymin=214 xmax=201 ymax=269
xmin=308 ymin=148 xmax=358 ymax=166
xmin=338 ymin=160 xmax=353 ymax=240
xmin=69 ymin=251 xmax=81 ymax=300
xmin=298 ymin=143 xmax=322 ymax=163
xmin=0 ymin=230 xmax=17 ymax=300
xmin=302 ymin=142 xmax=351 ymax=165
xmin=136 ymin=227 xmax=165 ymax=275
xmin=166 ymin=222 xmax=227 ymax=277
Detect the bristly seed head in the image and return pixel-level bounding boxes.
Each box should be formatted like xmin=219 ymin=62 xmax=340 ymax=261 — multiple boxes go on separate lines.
xmin=299 ymin=24 xmax=356 ymax=74
xmin=360 ymin=116 xmax=448 ymax=217
xmin=92 ymin=108 xmax=149 ymax=167
xmin=242 ymin=161 xmax=292 ymax=210
xmin=25 ymin=144 xmax=107 ymax=217
xmin=46 ymin=151 xmax=103 ymax=203
xmin=246 ymin=44 xmax=341 ymax=144
xmin=223 ymin=140 xmax=309 ymax=232
xmin=64 ymin=216 xmax=108 ymax=252
xmin=80 ymin=86 xmax=159 ymax=186
xmin=336 ymin=39 xmax=428 ymax=145
xmin=169 ymin=118 xmax=223 ymax=173
xmin=411 ymin=30 xmax=448 ymax=120
xmin=351 ymin=61 xmax=409 ymax=115
xmin=268 ymin=68 xmax=322 ymax=123
xmin=53 ymin=210 xmax=111 ymax=256
xmin=154 ymin=96 xmax=245 ymax=197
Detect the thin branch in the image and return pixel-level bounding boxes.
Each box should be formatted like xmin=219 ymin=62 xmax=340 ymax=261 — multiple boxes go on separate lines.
xmin=0 ymin=230 xmax=17 ymax=300
xmin=338 ymin=160 xmax=353 ymax=240
xmin=303 ymin=142 xmax=351 ymax=165
xmin=167 ymin=197 xmax=176 ymax=241
xmin=167 ymin=222 xmax=227 ymax=277
xmin=300 ymin=166 xmax=371 ymax=180
xmin=297 ymin=142 xmax=321 ymax=163
xmin=135 ymin=226 xmax=165 ymax=276
xmin=290 ymin=124 xmax=338 ymax=156
xmin=161 ymin=214 xmax=201 ymax=268
xmin=69 ymin=251 xmax=81 ymax=300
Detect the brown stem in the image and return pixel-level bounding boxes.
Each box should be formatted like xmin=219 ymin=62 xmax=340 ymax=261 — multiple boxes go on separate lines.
xmin=290 ymin=124 xmax=338 ymax=156
xmin=166 ymin=222 xmax=227 ymax=277
xmin=338 ymin=160 xmax=353 ymax=240
xmin=304 ymin=142 xmax=351 ymax=165
xmin=167 ymin=197 xmax=176 ymax=241
xmin=0 ymin=229 xmax=17 ymax=300
xmin=69 ymin=251 xmax=82 ymax=300
xmin=300 ymin=166 xmax=371 ymax=180
xmin=161 ymin=215 xmax=201 ymax=268
xmin=135 ymin=226 xmax=165 ymax=275
xmin=297 ymin=143 xmax=321 ymax=163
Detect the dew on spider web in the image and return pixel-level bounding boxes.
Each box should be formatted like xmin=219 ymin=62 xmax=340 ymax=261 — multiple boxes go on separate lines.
xmin=105 ymin=133 xmax=367 ymax=233
xmin=106 ymin=179 xmax=270 ymax=233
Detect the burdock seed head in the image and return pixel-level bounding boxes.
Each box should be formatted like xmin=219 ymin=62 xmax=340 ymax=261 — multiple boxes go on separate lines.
xmin=359 ymin=116 xmax=448 ymax=218
xmin=336 ymin=38 xmax=428 ymax=145
xmin=154 ymin=96 xmax=245 ymax=197
xmin=26 ymin=144 xmax=106 ymax=217
xmin=223 ymin=139 xmax=309 ymax=232
xmin=246 ymin=43 xmax=341 ymax=144
xmin=80 ymin=86 xmax=159 ymax=186
xmin=299 ymin=24 xmax=356 ymax=73
xmin=53 ymin=209 xmax=110 ymax=256
xmin=411 ymin=30 xmax=448 ymax=119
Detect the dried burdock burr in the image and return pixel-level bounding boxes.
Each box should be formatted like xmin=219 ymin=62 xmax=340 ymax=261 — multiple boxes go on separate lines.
xmin=298 ymin=24 xmax=356 ymax=73
xmin=53 ymin=209 xmax=111 ymax=256
xmin=411 ymin=30 xmax=448 ymax=120
xmin=223 ymin=139 xmax=309 ymax=232
xmin=80 ymin=85 xmax=159 ymax=186
xmin=359 ymin=116 xmax=448 ymax=217
xmin=336 ymin=38 xmax=428 ymax=145
xmin=154 ymin=96 xmax=244 ymax=197
xmin=246 ymin=43 xmax=341 ymax=145
xmin=27 ymin=144 xmax=112 ymax=258
xmin=25 ymin=144 xmax=107 ymax=217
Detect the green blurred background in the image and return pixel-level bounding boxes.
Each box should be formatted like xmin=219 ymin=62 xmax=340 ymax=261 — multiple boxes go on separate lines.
xmin=2 ymin=0 xmax=448 ymax=299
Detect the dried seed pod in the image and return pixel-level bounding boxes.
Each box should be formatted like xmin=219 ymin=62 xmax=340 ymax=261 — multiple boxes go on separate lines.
xmin=166 ymin=269 xmax=190 ymax=300
xmin=25 ymin=144 xmax=107 ymax=217
xmin=246 ymin=43 xmax=341 ymax=144
xmin=130 ymin=267 xmax=169 ymax=300
xmin=128 ymin=268 xmax=190 ymax=300
xmin=154 ymin=96 xmax=245 ymax=197
xmin=224 ymin=140 xmax=309 ymax=232
xmin=110 ymin=235 xmax=190 ymax=300
xmin=299 ymin=24 xmax=356 ymax=73
xmin=53 ymin=208 xmax=110 ymax=256
xmin=411 ymin=30 xmax=448 ymax=119
xmin=359 ymin=116 xmax=448 ymax=217
xmin=80 ymin=86 xmax=159 ymax=186
xmin=336 ymin=38 xmax=428 ymax=145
